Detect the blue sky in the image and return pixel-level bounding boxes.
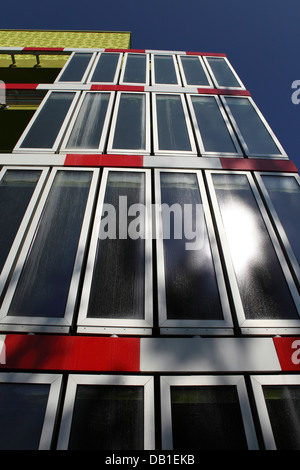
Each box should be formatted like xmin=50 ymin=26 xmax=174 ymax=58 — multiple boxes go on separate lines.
xmin=1 ymin=0 xmax=300 ymax=168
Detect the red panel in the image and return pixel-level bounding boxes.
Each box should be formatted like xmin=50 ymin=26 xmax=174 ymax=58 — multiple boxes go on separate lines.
xmin=23 ymin=47 xmax=65 ymax=52
xmin=220 ymin=158 xmax=299 ymax=173
xmin=1 ymin=335 xmax=140 ymax=372
xmin=104 ymin=49 xmax=145 ymax=53
xmin=273 ymin=337 xmax=300 ymax=371
xmin=64 ymin=154 xmax=144 ymax=168
xmin=197 ymin=88 xmax=251 ymax=96
xmin=90 ymin=85 xmax=145 ymax=92
xmin=5 ymin=83 xmax=38 ymax=90
xmin=187 ymin=51 xmax=227 ymax=57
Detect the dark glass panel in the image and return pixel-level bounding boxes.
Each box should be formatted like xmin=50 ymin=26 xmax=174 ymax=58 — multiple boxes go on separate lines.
xmin=123 ymin=54 xmax=147 ymax=84
xmin=90 ymin=53 xmax=120 ymax=83
xmin=112 ymin=93 xmax=146 ymax=150
xmin=154 ymin=55 xmax=178 ymax=84
xmin=180 ymin=56 xmax=210 ymax=86
xmin=58 ymin=53 xmax=93 ymax=82
xmin=207 ymin=57 xmax=241 ymax=88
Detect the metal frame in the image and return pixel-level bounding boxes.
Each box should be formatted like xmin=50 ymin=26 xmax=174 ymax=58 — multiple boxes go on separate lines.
xmin=160 ymin=375 xmax=259 ymax=450
xmin=250 ymin=374 xmax=300 ymax=450
xmin=0 ymin=167 xmax=99 ymax=333
xmin=77 ymin=167 xmax=153 ymax=334
xmin=206 ymin=169 xmax=300 ymax=334
xmin=186 ymin=93 xmax=243 ymax=157
xmin=151 ymin=54 xmax=182 ymax=86
xmin=119 ymin=52 xmax=150 ymax=86
xmin=86 ymin=51 xmax=122 ymax=84
xmin=203 ymin=56 xmax=246 ymax=90
xmin=0 ymin=372 xmax=62 ymax=450
xmin=177 ymin=54 xmax=214 ymax=88
xmin=155 ymin=169 xmax=233 ymax=334
xmin=152 ymin=93 xmax=197 ymax=156
xmin=220 ymin=95 xmax=288 ymax=158
xmin=13 ymin=90 xmax=81 ymax=153
xmin=57 ymin=374 xmax=155 ymax=450
xmin=60 ymin=90 xmax=115 ymax=153
xmin=55 ymin=51 xmax=97 ymax=84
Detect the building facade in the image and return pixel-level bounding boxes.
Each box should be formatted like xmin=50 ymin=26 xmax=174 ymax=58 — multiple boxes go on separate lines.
xmin=0 ymin=30 xmax=300 ymax=451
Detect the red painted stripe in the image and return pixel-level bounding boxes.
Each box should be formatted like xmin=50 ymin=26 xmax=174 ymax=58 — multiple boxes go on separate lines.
xmin=1 ymin=335 xmax=140 ymax=372
xmin=23 ymin=47 xmax=65 ymax=52
xmin=197 ymin=88 xmax=251 ymax=96
xmin=220 ymin=158 xmax=299 ymax=173
xmin=273 ymin=337 xmax=300 ymax=371
xmin=5 ymin=83 xmax=38 ymax=90
xmin=187 ymin=51 xmax=227 ymax=57
xmin=105 ymin=48 xmax=146 ymax=53
xmin=90 ymin=85 xmax=145 ymax=92
xmin=64 ymin=154 xmax=144 ymax=168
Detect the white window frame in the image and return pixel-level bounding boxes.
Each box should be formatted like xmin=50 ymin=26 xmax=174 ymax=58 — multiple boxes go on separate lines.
xmin=0 ymin=372 xmax=62 ymax=450
xmin=77 ymin=167 xmax=153 ymax=335
xmin=151 ymin=54 xmax=182 ymax=86
xmin=60 ymin=90 xmax=115 ymax=153
xmin=177 ymin=54 xmax=214 ymax=88
xmin=206 ymin=169 xmax=300 ymax=335
xmin=203 ymin=56 xmax=246 ymax=90
xmin=155 ymin=169 xmax=233 ymax=335
xmin=251 ymin=374 xmax=300 ymax=450
xmin=220 ymin=95 xmax=288 ymax=158
xmin=152 ymin=93 xmax=197 ymax=156
xmin=0 ymin=167 xmax=99 ymax=334
xmin=160 ymin=375 xmax=259 ymax=450
xmin=107 ymin=91 xmax=151 ymax=155
xmin=13 ymin=90 xmax=81 ymax=153
xmin=186 ymin=93 xmax=243 ymax=157
xmin=119 ymin=52 xmax=150 ymax=86
xmin=0 ymin=166 xmax=49 ymax=299
xmin=86 ymin=52 xmax=122 ymax=85
xmin=55 ymin=51 xmax=97 ymax=84
xmin=57 ymin=374 xmax=155 ymax=450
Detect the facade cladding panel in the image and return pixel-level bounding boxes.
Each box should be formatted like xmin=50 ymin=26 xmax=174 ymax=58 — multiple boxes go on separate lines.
xmin=0 ymin=30 xmax=299 ymax=451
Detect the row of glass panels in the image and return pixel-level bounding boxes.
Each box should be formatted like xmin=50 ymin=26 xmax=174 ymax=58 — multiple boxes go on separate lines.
xmin=55 ymin=51 xmax=245 ymax=89
xmin=0 ymin=372 xmax=299 ymax=450
xmin=0 ymin=166 xmax=299 ymax=335
xmin=13 ymin=90 xmax=287 ymax=158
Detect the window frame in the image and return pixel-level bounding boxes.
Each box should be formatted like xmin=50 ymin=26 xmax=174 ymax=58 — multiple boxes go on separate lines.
xmin=86 ymin=52 xmax=122 ymax=85
xmin=0 ymin=167 xmax=99 ymax=334
xmin=56 ymin=374 xmax=155 ymax=450
xmin=220 ymin=95 xmax=288 ymax=158
xmin=250 ymin=374 xmax=300 ymax=450
xmin=155 ymin=169 xmax=233 ymax=335
xmin=177 ymin=54 xmax=214 ymax=88
xmin=152 ymin=93 xmax=197 ymax=156
xmin=119 ymin=52 xmax=150 ymax=86
xmin=151 ymin=54 xmax=182 ymax=86
xmin=60 ymin=90 xmax=115 ymax=153
xmin=186 ymin=93 xmax=243 ymax=157
xmin=203 ymin=56 xmax=246 ymax=90
xmin=206 ymin=169 xmax=300 ymax=334
xmin=13 ymin=90 xmax=81 ymax=153
xmin=55 ymin=51 xmax=97 ymax=84
xmin=160 ymin=375 xmax=258 ymax=450
xmin=77 ymin=167 xmax=153 ymax=335
xmin=0 ymin=372 xmax=62 ymax=450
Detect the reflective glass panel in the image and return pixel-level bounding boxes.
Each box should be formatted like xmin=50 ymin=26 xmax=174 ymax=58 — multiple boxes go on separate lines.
xmin=213 ymin=173 xmax=299 ymax=319
xmin=58 ymin=53 xmax=93 ymax=82
xmin=90 ymin=53 xmax=120 ymax=83
xmin=122 ymin=54 xmax=147 ymax=84
xmin=112 ymin=93 xmax=147 ymax=150
xmin=180 ymin=56 xmax=210 ymax=86
xmin=153 ymin=55 xmax=178 ymax=84
xmin=206 ymin=57 xmax=241 ymax=88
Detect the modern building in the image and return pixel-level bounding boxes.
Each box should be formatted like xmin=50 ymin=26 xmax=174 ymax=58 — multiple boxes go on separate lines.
xmin=0 ymin=29 xmax=300 ymax=451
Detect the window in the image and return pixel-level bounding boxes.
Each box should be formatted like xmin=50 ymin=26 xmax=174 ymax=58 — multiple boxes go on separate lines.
xmin=0 ymin=373 xmax=62 ymax=450
xmin=160 ymin=375 xmax=258 ymax=450
xmin=57 ymin=375 xmax=155 ymax=450
xmin=155 ymin=170 xmax=232 ymax=334
xmin=0 ymin=167 xmax=48 ymax=298
xmin=251 ymin=375 xmax=300 ymax=450
xmin=119 ymin=53 xmax=149 ymax=85
xmin=13 ymin=90 xmax=80 ymax=152
xmin=60 ymin=91 xmax=114 ymax=153
xmin=186 ymin=94 xmax=242 ymax=156
xmin=77 ymin=168 xmax=152 ymax=334
xmin=0 ymin=168 xmax=99 ymax=333
xmin=221 ymin=96 xmax=287 ymax=158
xmin=151 ymin=54 xmax=181 ymax=85
xmin=177 ymin=55 xmax=213 ymax=87
xmin=87 ymin=52 xmax=122 ymax=84
xmin=152 ymin=93 xmax=197 ymax=155
xmin=203 ymin=56 xmax=245 ymax=89
xmin=206 ymin=171 xmax=300 ymax=333
xmin=107 ymin=92 xmax=150 ymax=154
xmin=55 ymin=52 xmax=96 ymax=83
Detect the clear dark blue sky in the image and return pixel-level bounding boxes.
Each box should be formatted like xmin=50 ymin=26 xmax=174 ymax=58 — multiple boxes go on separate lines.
xmin=1 ymin=0 xmax=300 ymax=169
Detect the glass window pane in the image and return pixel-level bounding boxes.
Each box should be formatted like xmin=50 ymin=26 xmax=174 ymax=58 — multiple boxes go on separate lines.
xmin=20 ymin=92 xmax=75 ymax=149
xmin=65 ymin=92 xmax=110 ymax=149
xmin=58 ymin=53 xmax=93 ymax=82
xmin=262 ymin=176 xmax=300 ymax=268
xmin=8 ymin=171 xmax=93 ymax=318
xmin=160 ymin=172 xmax=223 ymax=320
xmin=206 ymin=57 xmax=241 ymax=88
xmin=153 ymin=55 xmax=178 ymax=84
xmin=225 ymin=97 xmax=281 ymax=155
xmin=87 ymin=172 xmax=145 ymax=320
xmin=191 ymin=95 xmax=238 ymax=153
xmin=0 ymin=170 xmax=41 ymax=273
xmin=112 ymin=93 xmax=147 ymax=150
xmin=122 ymin=54 xmax=147 ymax=84
xmin=263 ymin=385 xmax=300 ymax=450
xmin=180 ymin=56 xmax=210 ymax=86
xmin=0 ymin=382 xmax=50 ymax=450
xmin=212 ymin=173 xmax=299 ymax=320
xmin=68 ymin=385 xmax=144 ymax=450
xmin=90 ymin=53 xmax=120 ymax=83
xmin=155 ymin=95 xmax=192 ymax=152
xmin=170 ymin=385 xmax=248 ymax=450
